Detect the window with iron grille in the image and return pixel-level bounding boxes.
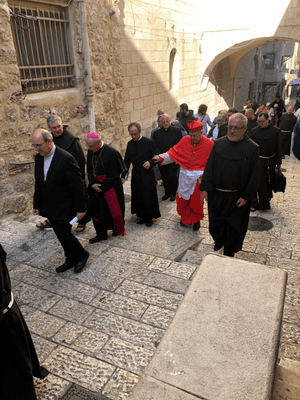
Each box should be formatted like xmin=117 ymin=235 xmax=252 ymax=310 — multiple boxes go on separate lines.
xmin=9 ymin=1 xmax=74 ymax=93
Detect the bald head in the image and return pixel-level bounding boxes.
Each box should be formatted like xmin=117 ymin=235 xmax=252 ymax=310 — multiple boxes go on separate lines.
xmin=32 ymin=129 xmax=54 ymax=156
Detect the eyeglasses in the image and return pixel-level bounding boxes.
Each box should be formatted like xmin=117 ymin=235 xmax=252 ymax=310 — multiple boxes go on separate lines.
xmin=227 ymin=125 xmax=245 ymax=132
xmin=32 ymin=140 xmax=47 ymax=149
xmin=257 ymin=119 xmax=267 ymax=124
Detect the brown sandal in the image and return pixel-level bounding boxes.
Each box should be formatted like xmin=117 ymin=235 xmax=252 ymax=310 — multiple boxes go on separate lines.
xmin=36 ymin=219 xmax=52 ymax=229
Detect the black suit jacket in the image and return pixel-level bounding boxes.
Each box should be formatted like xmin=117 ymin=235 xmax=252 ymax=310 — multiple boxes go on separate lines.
xmin=33 ymin=147 xmax=86 ymax=222
xmin=217 ymin=121 xmax=228 ymax=138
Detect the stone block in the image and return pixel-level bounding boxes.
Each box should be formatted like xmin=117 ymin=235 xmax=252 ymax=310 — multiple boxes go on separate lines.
xmin=130 ymin=110 xmax=141 ymax=122
xmin=140 ymin=254 xmax=287 ymax=400
xmin=133 ymin=98 xmax=144 ymax=111
xmin=127 ymin=63 xmax=138 ymax=76
xmin=143 ymin=95 xmax=154 ymax=108
xmin=140 ymin=85 xmax=150 ymax=97
xmin=129 ymin=87 xmax=140 ymax=100
xmin=130 ymin=375 xmax=198 ymax=400
xmin=131 ymin=75 xmax=144 ymax=87
xmin=123 ymin=100 xmax=134 ymax=114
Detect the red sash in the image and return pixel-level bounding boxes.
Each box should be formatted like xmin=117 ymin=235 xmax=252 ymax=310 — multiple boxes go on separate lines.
xmin=95 ymin=175 xmax=125 ymax=236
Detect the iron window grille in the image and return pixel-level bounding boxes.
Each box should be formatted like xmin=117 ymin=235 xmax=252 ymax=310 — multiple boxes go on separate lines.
xmin=10 ymin=1 xmax=74 ymax=93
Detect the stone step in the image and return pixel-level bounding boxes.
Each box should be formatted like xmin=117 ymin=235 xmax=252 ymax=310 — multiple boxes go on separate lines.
xmin=130 ymin=254 xmax=287 ymax=400
xmin=272 ymin=358 xmax=300 ymax=400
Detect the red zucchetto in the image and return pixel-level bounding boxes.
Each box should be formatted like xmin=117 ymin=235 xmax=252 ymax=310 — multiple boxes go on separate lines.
xmin=87 ymin=132 xmax=100 ymax=138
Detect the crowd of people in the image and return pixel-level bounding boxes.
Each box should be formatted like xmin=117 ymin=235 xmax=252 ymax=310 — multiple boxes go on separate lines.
xmin=4 ymin=94 xmax=299 ymax=397
xmin=29 ymin=94 xmax=299 ymax=272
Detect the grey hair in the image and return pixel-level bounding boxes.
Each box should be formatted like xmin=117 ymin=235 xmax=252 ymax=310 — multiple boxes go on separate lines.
xmin=229 ymin=113 xmax=247 ymax=127
xmin=36 ymin=129 xmax=53 ymax=142
xmin=216 ymin=115 xmax=226 ymax=122
xmin=47 ymin=115 xmax=62 ymax=127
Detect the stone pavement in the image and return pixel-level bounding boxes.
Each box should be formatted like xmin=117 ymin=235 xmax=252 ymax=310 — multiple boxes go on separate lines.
xmin=2 ymin=153 xmax=300 ymax=399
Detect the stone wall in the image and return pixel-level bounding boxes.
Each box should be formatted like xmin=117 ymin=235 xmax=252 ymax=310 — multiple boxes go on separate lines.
xmin=0 ymin=0 xmax=124 ymax=220
xmin=0 ymin=0 xmax=299 ymax=220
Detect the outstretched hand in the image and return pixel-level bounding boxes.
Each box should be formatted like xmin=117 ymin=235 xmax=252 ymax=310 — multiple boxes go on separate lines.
xmin=236 ymin=198 xmax=246 ymax=207
xmin=200 ymin=190 xmax=208 ymax=205
xmin=143 ymin=161 xmax=150 ymax=169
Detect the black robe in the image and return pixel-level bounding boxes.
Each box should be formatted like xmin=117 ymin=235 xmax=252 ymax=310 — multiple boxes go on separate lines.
xmin=247 ymin=118 xmax=258 ymax=131
xmin=200 ymin=135 xmax=260 ymax=253
xmin=123 ymin=137 xmax=160 ymax=221
xmin=249 ymin=123 xmax=281 ymax=210
xmin=279 ymin=114 xmax=297 ymax=156
xmin=87 ymin=144 xmax=126 ymax=231
xmin=178 ymin=113 xmax=195 ymax=133
xmin=217 ymin=121 xmax=228 ymax=138
xmin=53 ymin=127 xmax=86 ymax=179
xmin=0 ymin=244 xmax=46 ymax=400
xmin=152 ymin=126 xmax=182 ymax=196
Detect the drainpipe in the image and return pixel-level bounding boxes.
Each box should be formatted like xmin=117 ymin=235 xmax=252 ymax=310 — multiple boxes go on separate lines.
xmin=77 ymin=0 xmax=95 ymax=132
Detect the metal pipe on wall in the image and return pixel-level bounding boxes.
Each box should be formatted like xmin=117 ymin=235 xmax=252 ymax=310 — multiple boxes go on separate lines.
xmin=77 ymin=0 xmax=95 ymax=132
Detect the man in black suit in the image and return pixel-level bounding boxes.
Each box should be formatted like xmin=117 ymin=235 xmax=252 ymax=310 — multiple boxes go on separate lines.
xmin=32 ymin=129 xmax=89 ymax=273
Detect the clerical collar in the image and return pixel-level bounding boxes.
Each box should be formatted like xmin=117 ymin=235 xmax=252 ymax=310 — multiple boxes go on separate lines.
xmin=138 ymin=135 xmax=142 ymax=140
xmin=45 ymin=145 xmax=56 ymax=158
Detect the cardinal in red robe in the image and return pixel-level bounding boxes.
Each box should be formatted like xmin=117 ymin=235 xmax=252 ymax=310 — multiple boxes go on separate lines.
xmin=145 ymin=118 xmax=214 ymax=230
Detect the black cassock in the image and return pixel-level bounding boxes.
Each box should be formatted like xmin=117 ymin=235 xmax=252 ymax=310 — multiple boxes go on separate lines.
xmin=249 ymin=122 xmax=281 ymax=210
xmin=123 ymin=137 xmax=161 ymax=222
xmin=0 ymin=244 xmax=47 ymax=400
xmin=279 ymin=114 xmax=297 ymax=156
xmin=200 ymin=135 xmax=260 ymax=254
xmin=87 ymin=144 xmax=126 ymax=237
xmin=152 ymin=126 xmax=182 ymax=197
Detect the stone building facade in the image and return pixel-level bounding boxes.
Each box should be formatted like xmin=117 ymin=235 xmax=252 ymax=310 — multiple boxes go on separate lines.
xmin=0 ymin=0 xmax=299 ymax=220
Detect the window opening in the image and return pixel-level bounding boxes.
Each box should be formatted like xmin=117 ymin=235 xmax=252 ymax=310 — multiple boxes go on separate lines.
xmin=9 ymin=2 xmax=74 ymax=95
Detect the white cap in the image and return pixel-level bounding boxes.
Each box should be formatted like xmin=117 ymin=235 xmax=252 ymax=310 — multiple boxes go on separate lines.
xmin=266 ymin=102 xmax=271 ymax=106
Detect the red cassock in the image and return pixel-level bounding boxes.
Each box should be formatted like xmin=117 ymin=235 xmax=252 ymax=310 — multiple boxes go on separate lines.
xmin=161 ymin=136 xmax=214 ymax=225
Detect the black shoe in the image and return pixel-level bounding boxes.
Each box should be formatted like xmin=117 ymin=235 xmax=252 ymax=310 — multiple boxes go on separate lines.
xmin=89 ymin=236 xmax=103 ymax=244
xmin=145 ymin=220 xmax=153 ymax=227
xmin=223 ymin=248 xmax=235 ymax=257
xmin=162 ymin=194 xmax=170 ymax=201
xmin=180 ymin=220 xmax=185 ymax=226
xmin=74 ymin=252 xmax=89 ymax=273
xmin=137 ymin=219 xmax=145 ymax=225
xmin=170 ymin=194 xmax=176 ymax=202
xmin=56 ymin=263 xmax=74 ymax=273
xmin=112 ymin=229 xmax=117 ymax=236
xmin=193 ymin=221 xmax=200 ymax=231
xmin=214 ymin=244 xmax=222 ymax=251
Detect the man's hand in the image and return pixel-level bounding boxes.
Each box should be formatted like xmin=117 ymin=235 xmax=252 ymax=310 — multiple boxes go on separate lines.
xmin=143 ymin=161 xmax=150 ymax=169
xmin=33 ymin=209 xmax=39 ymax=215
xmin=236 ymin=198 xmax=246 ymax=207
xmin=77 ymin=212 xmax=86 ymax=220
xmin=92 ymin=183 xmax=102 ymax=192
xmin=200 ymin=190 xmax=208 ymax=205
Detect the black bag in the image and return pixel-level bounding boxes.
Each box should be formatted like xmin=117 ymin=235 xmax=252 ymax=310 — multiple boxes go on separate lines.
xmin=272 ymin=168 xmax=286 ymax=193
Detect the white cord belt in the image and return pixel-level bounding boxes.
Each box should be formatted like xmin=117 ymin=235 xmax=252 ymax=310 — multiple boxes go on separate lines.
xmin=281 ymin=130 xmax=291 ymax=133
xmin=260 ymin=153 xmax=275 ymax=159
xmin=3 ymin=292 xmax=14 ymax=315
xmin=215 ymin=188 xmax=238 ymax=192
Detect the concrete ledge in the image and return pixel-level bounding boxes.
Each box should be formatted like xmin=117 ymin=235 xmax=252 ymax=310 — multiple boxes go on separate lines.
xmin=130 ymin=254 xmax=287 ymax=400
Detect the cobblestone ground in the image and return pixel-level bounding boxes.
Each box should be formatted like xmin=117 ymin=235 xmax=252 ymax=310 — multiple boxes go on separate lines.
xmin=2 ymin=154 xmax=300 ymax=399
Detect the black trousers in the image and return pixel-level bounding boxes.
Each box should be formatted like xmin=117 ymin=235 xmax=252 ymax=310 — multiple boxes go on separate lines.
xmin=160 ymin=164 xmax=179 ymax=196
xmin=92 ymin=218 xmax=108 ymax=240
xmin=50 ymin=219 xmax=87 ymax=265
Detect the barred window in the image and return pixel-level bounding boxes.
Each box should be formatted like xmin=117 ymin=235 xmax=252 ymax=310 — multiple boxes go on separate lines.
xmin=10 ymin=1 xmax=74 ymax=93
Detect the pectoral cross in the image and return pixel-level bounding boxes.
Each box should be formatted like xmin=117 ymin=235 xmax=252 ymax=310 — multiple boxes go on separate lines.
xmin=191 ymin=145 xmax=196 ymax=163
